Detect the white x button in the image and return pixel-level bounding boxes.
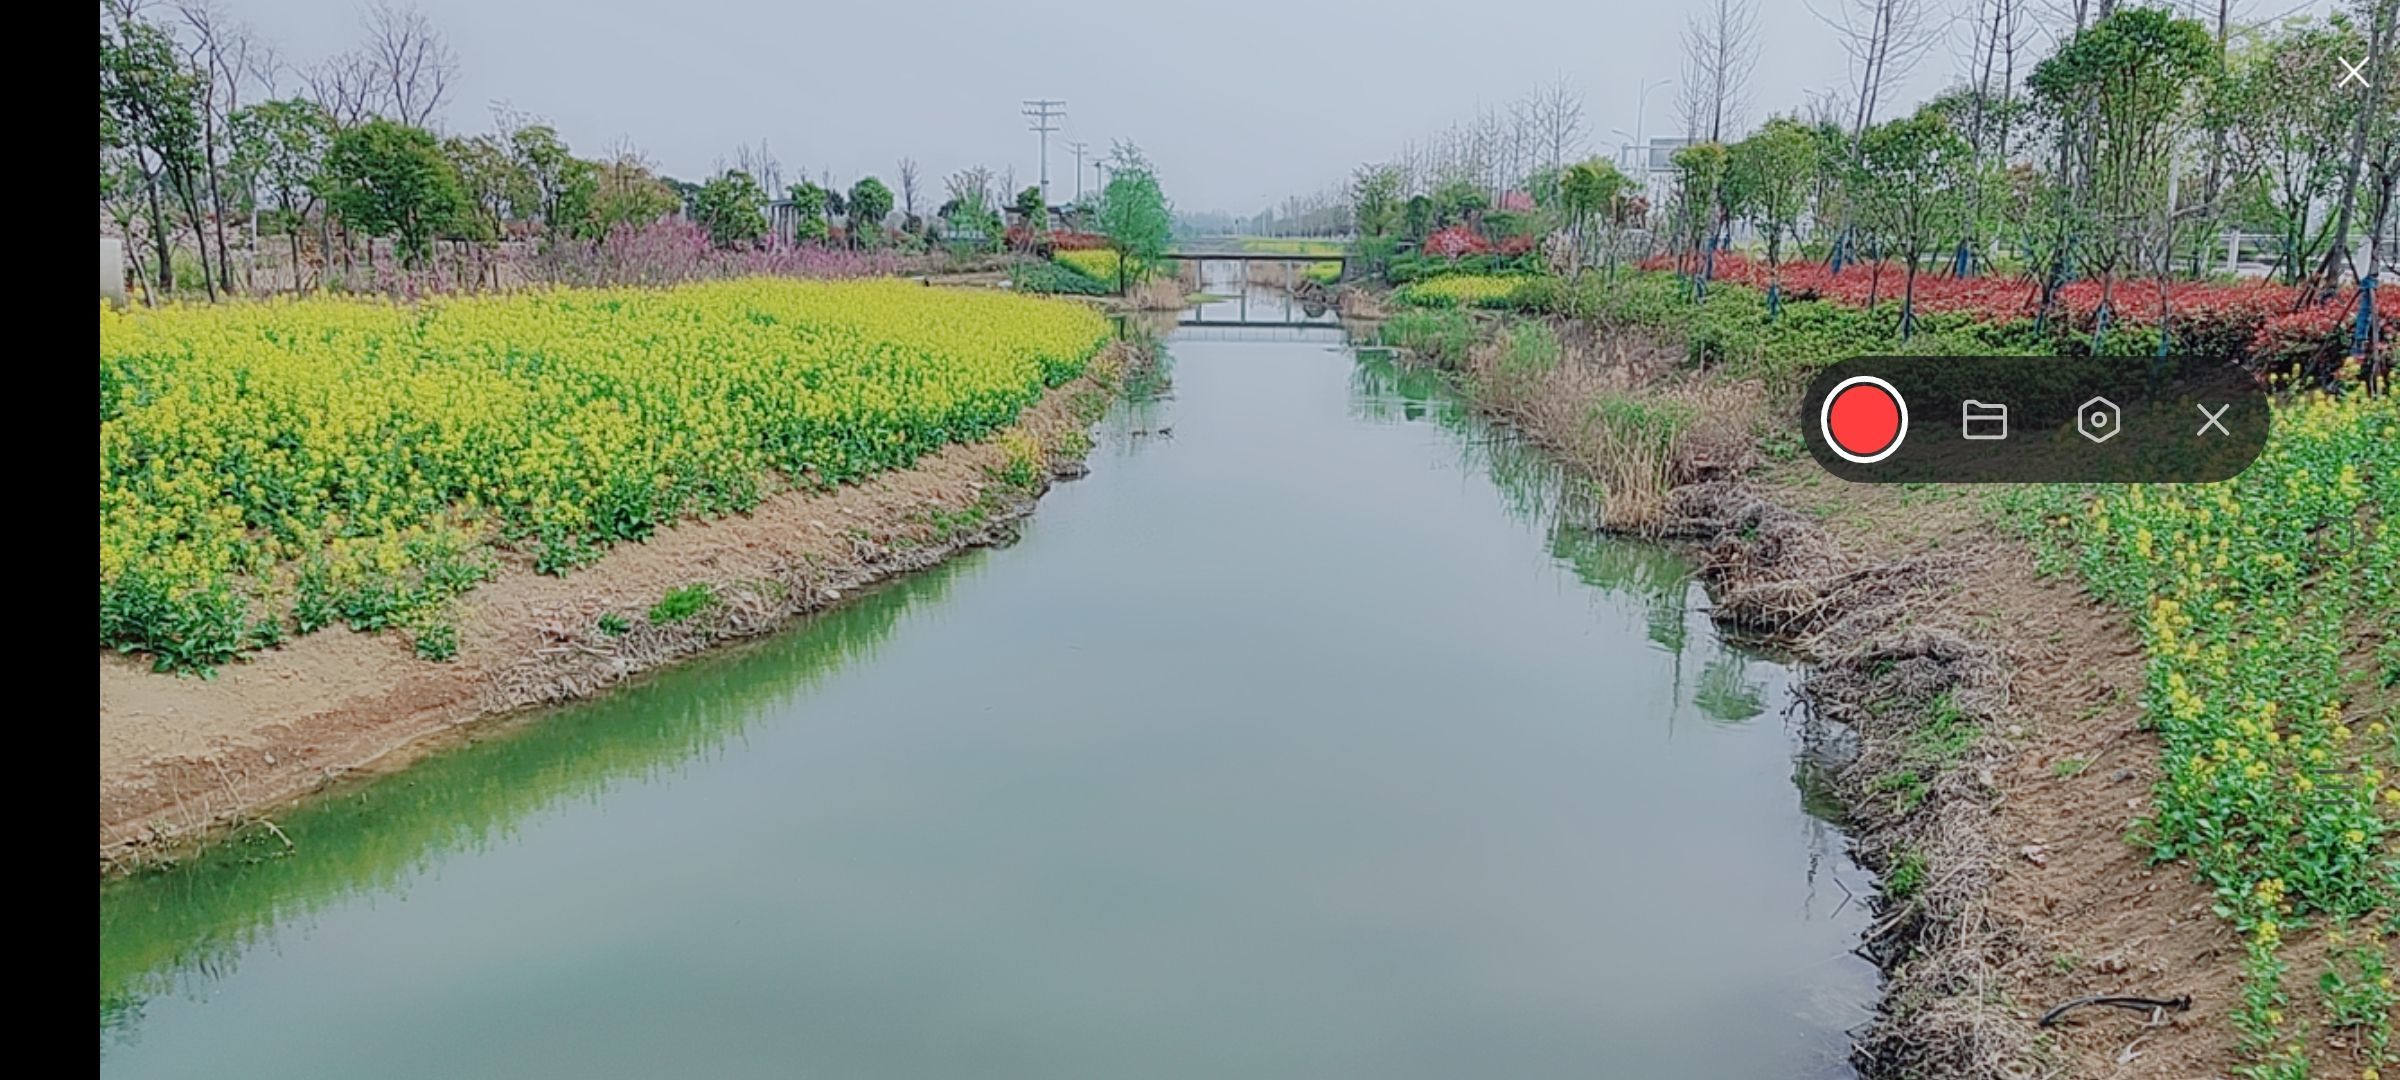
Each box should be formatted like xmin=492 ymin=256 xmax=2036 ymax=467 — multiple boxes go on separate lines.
xmin=2341 ymin=55 xmax=2369 ymax=88
xmin=2197 ymin=404 xmax=2230 ymax=436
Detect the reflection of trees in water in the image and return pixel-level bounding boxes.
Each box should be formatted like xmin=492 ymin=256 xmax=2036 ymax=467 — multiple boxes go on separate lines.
xmin=1694 ymin=652 xmax=1769 ymax=724
xmin=1347 ymin=348 xmax=1463 ymax=428
xmin=1549 ymin=524 xmax=1692 ymax=656
xmin=99 ymin=559 xmax=975 ymax=1048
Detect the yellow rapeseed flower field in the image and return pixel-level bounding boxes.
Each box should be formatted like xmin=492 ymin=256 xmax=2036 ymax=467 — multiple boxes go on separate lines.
xmin=100 ymin=278 xmax=1110 ymax=672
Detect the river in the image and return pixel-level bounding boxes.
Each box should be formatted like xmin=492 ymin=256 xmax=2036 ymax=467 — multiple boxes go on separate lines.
xmin=99 ymin=317 xmax=1876 ymax=1079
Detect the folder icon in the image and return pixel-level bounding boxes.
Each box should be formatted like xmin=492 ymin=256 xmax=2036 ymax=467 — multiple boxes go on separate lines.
xmin=1962 ymin=400 xmax=2008 ymax=440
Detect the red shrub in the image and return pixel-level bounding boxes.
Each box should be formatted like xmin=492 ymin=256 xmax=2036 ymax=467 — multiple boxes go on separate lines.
xmin=1424 ymin=225 xmax=1488 ymax=258
xmin=1647 ymin=251 xmax=2386 ymax=367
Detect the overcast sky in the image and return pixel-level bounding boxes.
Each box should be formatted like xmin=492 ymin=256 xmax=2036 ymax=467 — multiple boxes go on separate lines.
xmin=223 ymin=0 xmax=2323 ymax=213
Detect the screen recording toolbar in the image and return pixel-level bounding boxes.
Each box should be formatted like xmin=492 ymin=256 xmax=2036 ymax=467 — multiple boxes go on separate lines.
xmin=1803 ymin=356 xmax=2270 ymax=483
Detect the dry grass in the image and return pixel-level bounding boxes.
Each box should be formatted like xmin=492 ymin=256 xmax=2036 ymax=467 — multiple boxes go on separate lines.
xmin=1126 ymin=277 xmax=1186 ymax=311
xmin=1458 ymin=324 xmax=1759 ymax=532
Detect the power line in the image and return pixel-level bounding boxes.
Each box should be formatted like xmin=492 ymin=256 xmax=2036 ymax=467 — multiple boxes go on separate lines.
xmin=1066 ymin=140 xmax=1089 ymax=204
xmin=1022 ymin=99 xmax=1066 ymax=205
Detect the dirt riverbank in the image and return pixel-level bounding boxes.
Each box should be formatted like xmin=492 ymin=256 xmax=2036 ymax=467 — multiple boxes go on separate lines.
xmin=98 ymin=344 xmax=1134 ymax=874
xmin=1400 ymin=312 xmax=2275 ymax=1079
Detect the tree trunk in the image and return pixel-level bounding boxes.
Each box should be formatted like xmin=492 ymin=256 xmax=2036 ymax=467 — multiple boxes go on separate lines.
xmin=2317 ymin=0 xmax=2394 ymax=294
xmin=143 ymin=168 xmax=174 ymax=297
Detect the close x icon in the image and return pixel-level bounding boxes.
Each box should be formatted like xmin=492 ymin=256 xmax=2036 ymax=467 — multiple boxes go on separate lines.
xmin=1802 ymin=355 xmax=2270 ymax=483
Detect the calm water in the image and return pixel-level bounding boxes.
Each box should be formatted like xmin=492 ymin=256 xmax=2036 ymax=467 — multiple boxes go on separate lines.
xmin=99 ymin=328 xmax=1874 ymax=1079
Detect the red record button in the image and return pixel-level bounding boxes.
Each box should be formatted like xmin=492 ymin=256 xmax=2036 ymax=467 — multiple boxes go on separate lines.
xmin=1814 ymin=374 xmax=1910 ymax=463
xmin=1821 ymin=376 xmax=1908 ymax=463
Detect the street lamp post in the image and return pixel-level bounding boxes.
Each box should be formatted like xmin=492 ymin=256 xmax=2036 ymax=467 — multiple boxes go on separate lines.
xmin=1633 ymin=78 xmax=1672 ymax=167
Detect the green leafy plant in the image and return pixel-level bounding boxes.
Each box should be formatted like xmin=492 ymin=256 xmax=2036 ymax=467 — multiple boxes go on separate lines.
xmin=648 ymin=584 xmax=719 ymax=626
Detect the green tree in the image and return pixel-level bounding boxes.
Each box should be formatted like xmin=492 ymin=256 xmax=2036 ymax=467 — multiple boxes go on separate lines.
xmin=1013 ymin=184 xmax=1048 ymax=238
xmin=321 ymin=118 xmax=469 ymax=270
xmin=505 ymin=123 xmax=588 ymax=238
xmin=1858 ymin=112 xmax=1972 ymax=339
xmin=1096 ymin=143 xmax=1172 ymax=291
xmin=847 ymin=176 xmax=894 ymax=246
xmin=691 ymin=169 xmax=768 ymax=248
xmin=100 ymin=12 xmax=208 ymax=297
xmin=2029 ymin=6 xmax=2216 ymax=332
xmin=1728 ymin=118 xmax=1817 ymax=313
xmin=1668 ymin=141 xmax=1729 ymax=295
xmin=444 ymin=134 xmax=517 ymax=243
xmin=1558 ymin=157 xmax=1630 ymax=280
xmin=787 ymin=180 xmax=830 ymax=244
xmin=227 ymin=98 xmax=332 ymax=292
xmin=1350 ymin=164 xmax=1405 ymax=238
xmin=2216 ymin=17 xmax=2362 ymax=283
xmin=586 ymin=154 xmax=674 ymax=238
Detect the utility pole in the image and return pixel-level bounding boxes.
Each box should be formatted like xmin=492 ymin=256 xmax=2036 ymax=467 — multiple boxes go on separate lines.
xmin=1066 ymin=140 xmax=1088 ymax=203
xmin=1023 ymin=99 xmax=1066 ymax=205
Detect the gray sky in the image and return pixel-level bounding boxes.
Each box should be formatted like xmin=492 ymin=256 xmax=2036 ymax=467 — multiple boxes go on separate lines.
xmin=221 ymin=0 xmax=2297 ymax=213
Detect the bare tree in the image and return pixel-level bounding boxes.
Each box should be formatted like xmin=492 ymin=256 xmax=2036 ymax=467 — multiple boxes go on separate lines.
xmin=303 ymin=51 xmax=375 ymax=127
xmin=896 ymin=157 xmax=920 ymax=221
xmin=1679 ymin=0 xmax=1759 ymax=142
xmin=1812 ymin=0 xmax=1945 ymax=138
xmin=361 ymin=0 xmax=456 ymax=127
xmin=1531 ymin=77 xmax=1586 ymax=175
xmin=732 ymin=140 xmax=782 ymax=196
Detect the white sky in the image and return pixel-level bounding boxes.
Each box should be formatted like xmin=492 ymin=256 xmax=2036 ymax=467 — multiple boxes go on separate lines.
xmin=220 ymin=0 xmax=2338 ymax=213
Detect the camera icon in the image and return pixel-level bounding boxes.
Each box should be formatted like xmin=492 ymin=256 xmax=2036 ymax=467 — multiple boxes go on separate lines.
xmin=2077 ymin=396 xmax=2121 ymax=444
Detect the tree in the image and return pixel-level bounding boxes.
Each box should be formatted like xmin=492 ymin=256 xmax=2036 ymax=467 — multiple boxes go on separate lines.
xmin=2315 ymin=0 xmax=2398 ymax=295
xmin=443 ymin=133 xmax=516 ymax=282
xmin=1813 ymin=0 xmax=1943 ymax=139
xmin=2216 ymin=18 xmax=2357 ymax=283
xmin=361 ymin=0 xmax=455 ymax=127
xmin=690 ymin=169 xmax=768 ymax=248
xmin=1559 ymin=157 xmax=1630 ymax=280
xmin=1680 ymin=0 xmax=1759 ymax=143
xmin=896 ymin=158 xmax=920 ymax=222
xmin=1096 ymin=142 xmax=1172 ymax=291
xmin=941 ymin=166 xmax=1000 ymax=251
xmin=503 ymin=121 xmax=584 ymax=237
xmin=587 ymin=150 xmax=675 ymax=238
xmin=321 ymin=118 xmax=468 ymax=268
xmin=787 ymin=180 xmax=830 ymax=244
xmin=1013 ymin=184 xmax=1048 ymax=236
xmin=2029 ymin=6 xmax=2216 ymax=336
xmin=848 ymin=176 xmax=894 ymax=246
xmin=229 ymin=97 xmax=332 ymax=291
xmin=101 ymin=8 xmax=210 ymax=298
xmin=1531 ymin=77 xmax=1587 ymax=175
xmin=1730 ymin=118 xmax=1818 ymax=312
xmin=1669 ymin=141 xmax=1730 ymax=294
xmin=1857 ymin=111 xmax=1971 ymax=338
xmin=1350 ymin=163 xmax=1405 ymax=237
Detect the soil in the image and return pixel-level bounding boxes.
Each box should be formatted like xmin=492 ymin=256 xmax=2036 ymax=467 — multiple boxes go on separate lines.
xmin=98 ymin=346 xmax=1130 ymax=874
xmin=1756 ymin=463 xmax=2244 ymax=1079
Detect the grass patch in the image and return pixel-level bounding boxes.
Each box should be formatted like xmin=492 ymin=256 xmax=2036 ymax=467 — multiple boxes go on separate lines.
xmin=647 ymin=584 xmax=718 ymax=626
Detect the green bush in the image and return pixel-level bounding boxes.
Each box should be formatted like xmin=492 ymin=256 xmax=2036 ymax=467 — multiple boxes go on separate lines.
xmin=1013 ymin=259 xmax=1113 ymax=296
xmin=1377 ymin=308 xmax=1480 ymax=367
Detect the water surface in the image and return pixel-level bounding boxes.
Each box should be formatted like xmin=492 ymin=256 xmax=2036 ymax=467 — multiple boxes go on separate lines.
xmin=101 ymin=328 xmax=1873 ymax=1079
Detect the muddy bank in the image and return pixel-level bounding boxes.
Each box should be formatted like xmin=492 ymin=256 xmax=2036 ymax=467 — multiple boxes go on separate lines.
xmin=1401 ymin=315 xmax=2238 ymax=1079
xmin=99 ymin=344 xmax=1137 ymax=874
